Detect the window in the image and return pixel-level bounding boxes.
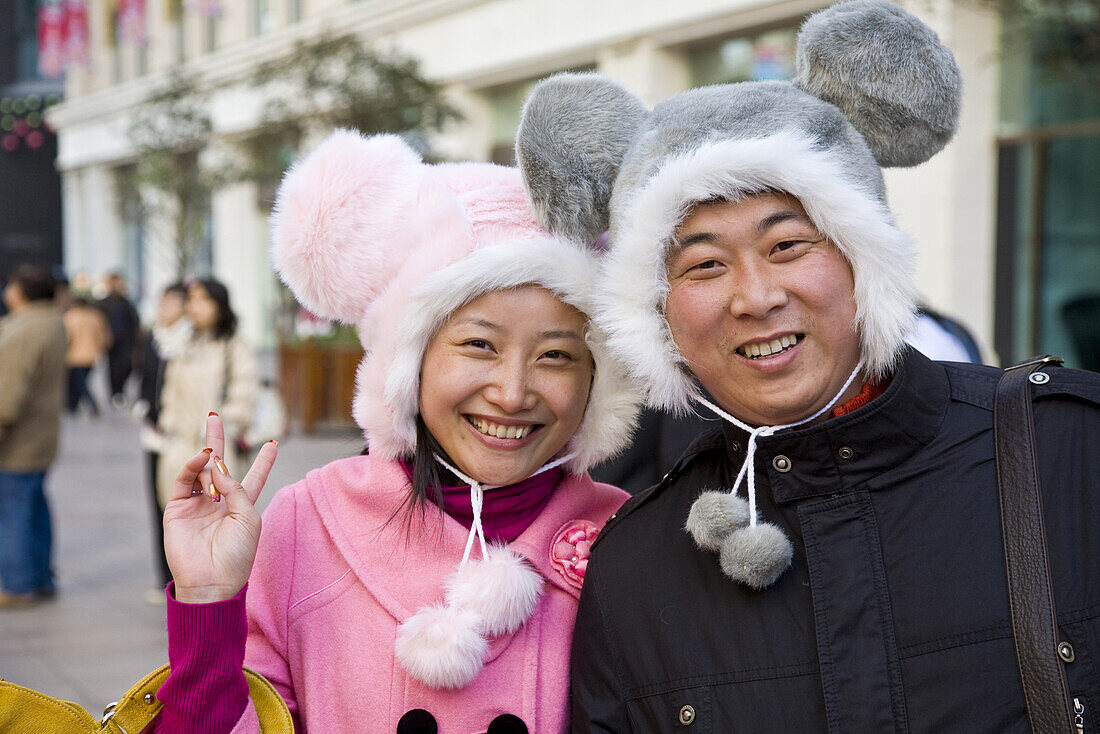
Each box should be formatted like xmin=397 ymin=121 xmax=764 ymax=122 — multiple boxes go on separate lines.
xmin=687 ymin=25 xmax=798 ymax=87
xmin=994 ymin=24 xmax=1100 ymax=370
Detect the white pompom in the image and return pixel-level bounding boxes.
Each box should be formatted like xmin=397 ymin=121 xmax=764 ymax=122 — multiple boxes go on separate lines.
xmin=445 ymin=544 xmax=543 ymax=637
xmin=395 ymin=603 xmax=487 ymax=689
xmin=685 ymin=491 xmax=750 ymax=551
xmin=718 ymin=523 xmax=794 ymax=590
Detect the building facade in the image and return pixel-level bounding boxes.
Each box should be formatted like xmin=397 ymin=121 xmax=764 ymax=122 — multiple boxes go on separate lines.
xmin=46 ymin=0 xmax=1100 ymax=370
xmin=0 ymin=0 xmax=64 ymax=284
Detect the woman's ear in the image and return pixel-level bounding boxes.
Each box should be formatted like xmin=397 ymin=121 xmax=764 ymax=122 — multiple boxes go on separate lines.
xmin=794 ymin=0 xmax=962 ymax=168
xmin=517 ymin=72 xmax=650 ymax=244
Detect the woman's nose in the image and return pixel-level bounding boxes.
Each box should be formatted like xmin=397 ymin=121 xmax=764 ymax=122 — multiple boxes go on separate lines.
xmin=485 ymin=360 xmax=536 ymax=413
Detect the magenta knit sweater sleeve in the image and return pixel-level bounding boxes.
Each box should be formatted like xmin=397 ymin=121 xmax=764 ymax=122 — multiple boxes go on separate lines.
xmin=144 ymin=583 xmax=250 ymax=734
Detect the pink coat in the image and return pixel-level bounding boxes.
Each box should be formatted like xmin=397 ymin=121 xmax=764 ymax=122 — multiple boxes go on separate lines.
xmin=228 ymin=453 xmax=627 ymax=733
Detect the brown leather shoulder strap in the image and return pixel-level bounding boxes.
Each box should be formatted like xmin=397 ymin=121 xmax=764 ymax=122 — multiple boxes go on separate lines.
xmin=994 ymin=355 xmax=1075 ymax=733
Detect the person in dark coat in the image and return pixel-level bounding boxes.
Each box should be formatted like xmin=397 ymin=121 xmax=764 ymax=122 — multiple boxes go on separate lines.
xmin=98 ymin=272 xmax=140 ymax=406
xmin=514 ymin=2 xmax=1100 ymax=730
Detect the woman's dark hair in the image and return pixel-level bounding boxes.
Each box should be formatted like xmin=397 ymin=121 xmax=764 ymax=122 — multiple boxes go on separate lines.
xmin=193 ymin=278 xmax=238 ymax=339
xmin=163 ymin=281 xmax=188 ymax=299
xmin=8 ymin=263 xmax=56 ymax=302
xmin=376 ymin=415 xmax=461 ymax=530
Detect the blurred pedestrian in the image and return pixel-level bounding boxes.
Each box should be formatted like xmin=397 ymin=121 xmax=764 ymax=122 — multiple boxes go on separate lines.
xmin=137 ymin=282 xmax=191 ymax=603
xmin=154 ymin=279 xmax=257 ymax=514
xmin=0 ymin=264 xmax=68 ymax=607
xmin=63 ymin=297 xmax=112 ymax=416
xmin=98 ymin=272 xmax=140 ymax=408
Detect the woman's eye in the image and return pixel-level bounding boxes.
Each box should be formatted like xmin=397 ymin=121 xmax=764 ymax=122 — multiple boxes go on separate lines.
xmin=463 ymin=339 xmax=493 ymax=350
xmin=541 ymin=349 xmax=572 ymax=361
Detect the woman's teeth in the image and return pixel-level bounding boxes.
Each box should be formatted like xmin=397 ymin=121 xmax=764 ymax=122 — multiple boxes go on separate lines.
xmin=739 ymin=334 xmax=800 ymax=359
xmin=469 ymin=417 xmax=535 ymax=439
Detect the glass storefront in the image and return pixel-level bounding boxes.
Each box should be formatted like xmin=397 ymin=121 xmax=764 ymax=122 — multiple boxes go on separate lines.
xmin=995 ymin=22 xmax=1100 ymax=370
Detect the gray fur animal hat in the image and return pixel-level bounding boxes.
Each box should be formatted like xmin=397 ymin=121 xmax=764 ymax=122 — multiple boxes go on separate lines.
xmin=517 ymin=0 xmax=962 ymax=589
xmin=517 ymin=0 xmax=962 ymax=414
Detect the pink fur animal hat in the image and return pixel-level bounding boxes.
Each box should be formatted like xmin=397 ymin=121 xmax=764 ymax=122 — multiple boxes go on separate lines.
xmin=270 ymin=130 xmax=639 ymax=690
xmin=271 ymin=129 xmax=638 ymax=473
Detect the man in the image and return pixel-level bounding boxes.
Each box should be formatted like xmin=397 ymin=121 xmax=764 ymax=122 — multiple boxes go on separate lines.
xmin=0 ymin=264 xmax=68 ymax=607
xmin=98 ymin=271 xmax=140 ymax=407
xmin=517 ymin=1 xmax=1100 ymax=730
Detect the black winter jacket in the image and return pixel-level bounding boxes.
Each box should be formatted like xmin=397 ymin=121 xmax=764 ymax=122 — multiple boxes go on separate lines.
xmin=572 ymin=349 xmax=1100 ymax=733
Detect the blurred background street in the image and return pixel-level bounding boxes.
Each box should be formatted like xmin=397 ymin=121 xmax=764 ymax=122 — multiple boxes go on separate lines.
xmin=0 ymin=380 xmax=360 ymax=715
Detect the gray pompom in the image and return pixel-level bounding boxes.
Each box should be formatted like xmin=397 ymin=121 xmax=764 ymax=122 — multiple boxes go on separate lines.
xmin=516 ymin=72 xmax=649 ymax=243
xmin=794 ymin=0 xmax=961 ymax=167
xmin=718 ymin=523 xmax=793 ymax=589
xmin=685 ymin=491 xmax=750 ymax=551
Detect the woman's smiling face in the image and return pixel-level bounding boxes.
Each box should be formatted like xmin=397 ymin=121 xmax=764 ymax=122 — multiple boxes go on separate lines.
xmin=419 ymin=285 xmax=594 ymax=486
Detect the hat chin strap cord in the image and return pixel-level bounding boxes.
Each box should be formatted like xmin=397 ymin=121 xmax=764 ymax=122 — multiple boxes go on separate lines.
xmin=432 ymin=452 xmax=577 ymax=565
xmin=396 ymin=451 xmax=576 ymax=691
xmin=693 ymin=360 xmax=864 ymax=528
xmin=684 ymin=360 xmax=863 ymax=589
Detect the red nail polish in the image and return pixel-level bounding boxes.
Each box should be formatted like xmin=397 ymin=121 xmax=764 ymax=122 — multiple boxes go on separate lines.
xmin=208 ymin=411 xmax=219 ymax=417
xmin=202 ymin=448 xmax=213 ymax=454
xmin=269 ymin=439 xmax=278 ymax=447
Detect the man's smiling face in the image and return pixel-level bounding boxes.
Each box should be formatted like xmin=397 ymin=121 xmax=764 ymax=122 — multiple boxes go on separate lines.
xmin=664 ymin=192 xmax=864 ymax=426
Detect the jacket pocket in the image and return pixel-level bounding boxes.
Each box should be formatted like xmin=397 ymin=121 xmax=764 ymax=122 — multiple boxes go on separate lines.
xmin=626 ymin=686 xmax=713 ymax=733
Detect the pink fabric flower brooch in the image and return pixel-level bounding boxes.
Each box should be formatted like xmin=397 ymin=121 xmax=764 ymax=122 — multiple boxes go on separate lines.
xmin=550 ymin=520 xmax=601 ymax=590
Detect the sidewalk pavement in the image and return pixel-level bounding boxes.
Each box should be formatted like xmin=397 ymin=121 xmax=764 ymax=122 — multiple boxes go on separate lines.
xmin=0 ymin=405 xmax=362 ymax=716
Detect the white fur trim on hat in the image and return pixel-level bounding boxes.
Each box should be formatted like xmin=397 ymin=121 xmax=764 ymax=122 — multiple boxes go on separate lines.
xmin=596 ymin=131 xmax=917 ymax=412
xmin=359 ymin=236 xmax=639 ymax=472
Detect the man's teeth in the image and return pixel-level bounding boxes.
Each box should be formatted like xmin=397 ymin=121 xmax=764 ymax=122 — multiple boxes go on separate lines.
xmin=740 ymin=334 xmax=799 ymax=358
xmin=470 ymin=418 xmax=535 ymax=439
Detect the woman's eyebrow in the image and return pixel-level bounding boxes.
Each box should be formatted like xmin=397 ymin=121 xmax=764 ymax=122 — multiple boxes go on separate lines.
xmin=539 ymin=329 xmax=583 ymax=341
xmin=452 ymin=317 xmax=502 ymax=331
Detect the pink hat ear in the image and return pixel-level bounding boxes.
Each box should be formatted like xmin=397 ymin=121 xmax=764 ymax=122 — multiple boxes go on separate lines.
xmin=270 ymin=130 xmax=426 ymax=323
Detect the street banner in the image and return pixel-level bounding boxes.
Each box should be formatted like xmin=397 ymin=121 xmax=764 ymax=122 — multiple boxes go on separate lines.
xmin=63 ymin=0 xmax=90 ymax=68
xmin=37 ymin=2 xmax=66 ymax=78
xmin=118 ymin=0 xmax=148 ymax=44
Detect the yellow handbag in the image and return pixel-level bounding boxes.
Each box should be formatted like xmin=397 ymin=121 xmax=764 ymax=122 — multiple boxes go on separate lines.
xmin=0 ymin=664 xmax=293 ymax=733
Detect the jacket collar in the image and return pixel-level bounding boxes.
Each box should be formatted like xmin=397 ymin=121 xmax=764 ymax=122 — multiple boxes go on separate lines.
xmin=308 ymin=454 xmax=623 ymax=625
xmin=717 ymin=347 xmax=948 ymax=504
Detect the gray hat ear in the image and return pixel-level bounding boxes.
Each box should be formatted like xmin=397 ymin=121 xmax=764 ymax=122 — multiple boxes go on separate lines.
xmin=517 ymin=72 xmax=649 ymax=243
xmin=794 ymin=0 xmax=962 ymax=167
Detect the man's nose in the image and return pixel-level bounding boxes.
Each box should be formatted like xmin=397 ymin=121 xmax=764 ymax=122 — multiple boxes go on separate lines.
xmin=728 ymin=263 xmax=788 ymax=319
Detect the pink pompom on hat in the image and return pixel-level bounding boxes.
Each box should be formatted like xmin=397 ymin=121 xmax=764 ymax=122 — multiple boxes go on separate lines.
xmin=270 ymin=130 xmax=640 ymax=691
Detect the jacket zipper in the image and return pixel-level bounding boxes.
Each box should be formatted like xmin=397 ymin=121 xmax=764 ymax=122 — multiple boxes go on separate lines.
xmin=1075 ymin=697 xmax=1085 ymax=732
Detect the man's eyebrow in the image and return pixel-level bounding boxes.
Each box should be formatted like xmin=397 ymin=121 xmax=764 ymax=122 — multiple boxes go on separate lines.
xmin=671 ymin=231 xmax=718 ymax=250
xmin=758 ymin=210 xmax=815 ymax=233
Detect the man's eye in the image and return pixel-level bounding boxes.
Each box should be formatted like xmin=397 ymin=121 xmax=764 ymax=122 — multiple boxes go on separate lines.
xmin=691 ymin=260 xmax=720 ymax=271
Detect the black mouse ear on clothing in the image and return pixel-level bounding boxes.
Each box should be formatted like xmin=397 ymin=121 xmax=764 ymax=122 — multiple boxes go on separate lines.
xmin=794 ymin=0 xmax=962 ymax=167
xmin=516 ymin=72 xmax=649 ymax=244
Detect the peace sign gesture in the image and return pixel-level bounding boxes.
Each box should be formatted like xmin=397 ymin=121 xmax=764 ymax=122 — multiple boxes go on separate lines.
xmin=163 ymin=412 xmax=279 ymax=604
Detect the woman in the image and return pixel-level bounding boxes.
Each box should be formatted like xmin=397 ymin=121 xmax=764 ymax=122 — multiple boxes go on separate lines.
xmin=63 ymin=296 xmax=112 ymax=416
xmin=137 ymin=282 xmax=191 ymax=602
xmin=151 ymin=132 xmax=639 ymax=733
xmin=154 ymin=278 xmax=257 ymax=514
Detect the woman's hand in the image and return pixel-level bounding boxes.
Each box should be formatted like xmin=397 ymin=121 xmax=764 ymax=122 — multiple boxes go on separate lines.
xmin=163 ymin=413 xmax=279 ymax=604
